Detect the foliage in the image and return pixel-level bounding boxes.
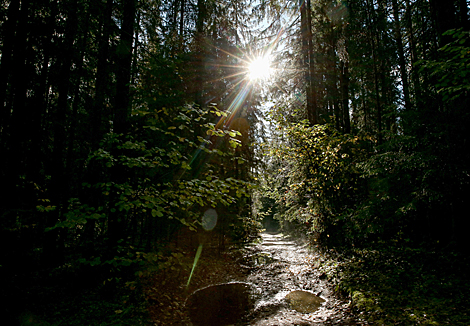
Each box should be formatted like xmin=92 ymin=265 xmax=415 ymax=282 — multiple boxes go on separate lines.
xmin=418 ymin=29 xmax=470 ymax=102
xmin=260 ymin=0 xmax=470 ymax=249
xmin=264 ymin=121 xmax=369 ymax=243
xmin=317 ymin=245 xmax=470 ymax=325
xmin=2 ymin=0 xmax=470 ymax=323
xmin=0 ymin=0 xmax=261 ymax=323
xmin=49 ymin=104 xmax=249 ymax=240
xmin=11 ymin=274 xmax=149 ymax=326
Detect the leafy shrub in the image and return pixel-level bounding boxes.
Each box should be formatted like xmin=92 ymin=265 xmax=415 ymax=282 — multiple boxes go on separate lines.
xmin=268 ymin=121 xmax=369 ymax=244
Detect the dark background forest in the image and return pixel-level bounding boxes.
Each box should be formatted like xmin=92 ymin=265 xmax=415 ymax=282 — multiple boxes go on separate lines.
xmin=1 ymin=0 xmax=469 ymax=324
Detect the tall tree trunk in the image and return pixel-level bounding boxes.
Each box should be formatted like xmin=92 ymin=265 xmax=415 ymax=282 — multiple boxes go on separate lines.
xmin=340 ymin=60 xmax=351 ymax=133
xmin=91 ymin=0 xmax=113 ymax=150
xmin=306 ymin=0 xmax=317 ymax=125
xmin=405 ymin=0 xmax=421 ymax=110
xmin=114 ymin=0 xmax=136 ymax=136
xmin=2 ymin=0 xmax=30 ymax=212
xmin=430 ymin=0 xmax=456 ymax=46
xmin=83 ymin=0 xmax=114 ymax=254
xmin=0 ymin=0 xmax=20 ymax=142
xmin=392 ymin=0 xmax=411 ymax=112
xmin=300 ymin=0 xmax=316 ymax=125
xmin=108 ymin=0 xmax=137 ymax=252
xmin=194 ymin=0 xmax=206 ymax=106
xmin=366 ymin=0 xmax=383 ymax=144
xmin=43 ymin=0 xmax=80 ymax=266
xmin=180 ymin=0 xmax=185 ymax=38
xmin=65 ymin=3 xmax=91 ymax=194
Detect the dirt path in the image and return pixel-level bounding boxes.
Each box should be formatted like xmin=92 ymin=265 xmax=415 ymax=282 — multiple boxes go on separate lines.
xmin=151 ymin=232 xmax=369 ymax=325
xmin=241 ymin=232 xmax=367 ymax=325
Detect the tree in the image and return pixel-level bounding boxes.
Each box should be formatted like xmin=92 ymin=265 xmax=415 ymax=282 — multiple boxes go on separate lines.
xmin=0 ymin=0 xmax=260 ymax=282
xmin=261 ymin=0 xmax=470 ymax=248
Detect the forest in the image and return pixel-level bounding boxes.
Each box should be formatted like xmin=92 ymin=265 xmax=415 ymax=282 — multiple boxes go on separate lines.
xmin=1 ymin=0 xmax=469 ymax=325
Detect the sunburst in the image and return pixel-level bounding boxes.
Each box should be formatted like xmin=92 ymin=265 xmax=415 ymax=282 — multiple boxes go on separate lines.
xmin=247 ymin=55 xmax=273 ymax=81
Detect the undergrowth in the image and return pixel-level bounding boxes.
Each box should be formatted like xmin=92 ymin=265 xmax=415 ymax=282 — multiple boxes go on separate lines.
xmin=4 ymin=233 xmax=251 ymax=325
xmin=318 ymin=243 xmax=470 ymax=325
xmin=4 ymin=266 xmax=149 ymax=326
xmin=140 ymin=245 xmax=247 ymax=325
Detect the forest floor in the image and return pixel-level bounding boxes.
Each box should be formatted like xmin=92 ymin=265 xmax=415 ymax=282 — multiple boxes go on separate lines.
xmin=145 ymin=232 xmax=470 ymax=326
xmin=9 ymin=232 xmax=470 ymax=325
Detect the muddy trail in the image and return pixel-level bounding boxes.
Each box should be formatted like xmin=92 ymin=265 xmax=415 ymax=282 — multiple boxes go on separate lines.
xmin=241 ymin=232 xmax=365 ymax=325
xmin=185 ymin=232 xmax=369 ymax=325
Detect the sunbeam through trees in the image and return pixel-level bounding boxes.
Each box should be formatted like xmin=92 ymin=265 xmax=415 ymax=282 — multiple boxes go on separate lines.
xmin=1 ymin=0 xmax=469 ymax=324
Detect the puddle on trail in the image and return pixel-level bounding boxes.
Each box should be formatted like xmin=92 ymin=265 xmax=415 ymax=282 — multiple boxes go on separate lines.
xmin=285 ymin=290 xmax=326 ymax=313
xmin=186 ymin=282 xmax=254 ymax=326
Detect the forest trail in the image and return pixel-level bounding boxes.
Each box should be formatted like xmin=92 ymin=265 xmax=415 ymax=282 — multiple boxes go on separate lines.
xmin=240 ymin=232 xmax=365 ymax=325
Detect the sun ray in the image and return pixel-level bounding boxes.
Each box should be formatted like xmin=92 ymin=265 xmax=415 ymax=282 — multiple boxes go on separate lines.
xmin=206 ymin=71 xmax=247 ymax=84
xmin=182 ymin=33 xmax=288 ymax=178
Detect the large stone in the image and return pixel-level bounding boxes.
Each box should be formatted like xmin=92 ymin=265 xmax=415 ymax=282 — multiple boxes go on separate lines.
xmin=186 ymin=282 xmax=254 ymax=326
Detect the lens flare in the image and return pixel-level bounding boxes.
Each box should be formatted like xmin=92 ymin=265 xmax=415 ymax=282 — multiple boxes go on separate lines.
xmin=202 ymin=208 xmax=218 ymax=231
xmin=186 ymin=243 xmax=203 ymax=288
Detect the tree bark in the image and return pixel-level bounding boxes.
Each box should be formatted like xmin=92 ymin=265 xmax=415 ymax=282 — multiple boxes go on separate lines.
xmin=180 ymin=0 xmax=185 ymax=38
xmin=392 ymin=0 xmax=411 ymax=112
xmin=44 ymin=0 xmax=80 ymax=266
xmin=114 ymin=0 xmax=136 ymax=136
xmin=300 ymin=0 xmax=317 ymax=125
xmin=430 ymin=0 xmax=456 ymax=46
xmin=405 ymin=0 xmax=421 ymax=110
xmin=83 ymin=0 xmax=114 ymax=255
xmin=108 ymin=0 xmax=137 ymax=252
xmin=306 ymin=0 xmax=317 ymax=125
xmin=0 ymin=0 xmax=20 ymax=141
xmin=1 ymin=0 xmax=30 ymax=212
xmin=194 ymin=0 xmax=207 ymax=106
xmin=365 ymin=0 xmax=383 ymax=144
xmin=91 ymin=0 xmax=113 ymax=150
xmin=340 ymin=60 xmax=350 ymax=133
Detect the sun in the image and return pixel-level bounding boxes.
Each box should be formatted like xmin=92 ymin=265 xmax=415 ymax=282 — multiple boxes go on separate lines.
xmin=248 ymin=56 xmax=272 ymax=81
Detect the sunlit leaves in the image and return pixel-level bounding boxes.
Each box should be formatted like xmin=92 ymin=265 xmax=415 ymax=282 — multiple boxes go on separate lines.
xmin=65 ymin=103 xmax=252 ymax=240
xmin=266 ymin=121 xmax=369 ymax=238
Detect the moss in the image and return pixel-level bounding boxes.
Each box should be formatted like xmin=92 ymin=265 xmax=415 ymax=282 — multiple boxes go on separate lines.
xmin=351 ymin=291 xmax=374 ymax=310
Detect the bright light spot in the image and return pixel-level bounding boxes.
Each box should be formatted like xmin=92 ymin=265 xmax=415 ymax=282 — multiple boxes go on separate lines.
xmin=202 ymin=208 xmax=218 ymax=231
xmin=248 ymin=56 xmax=272 ymax=81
